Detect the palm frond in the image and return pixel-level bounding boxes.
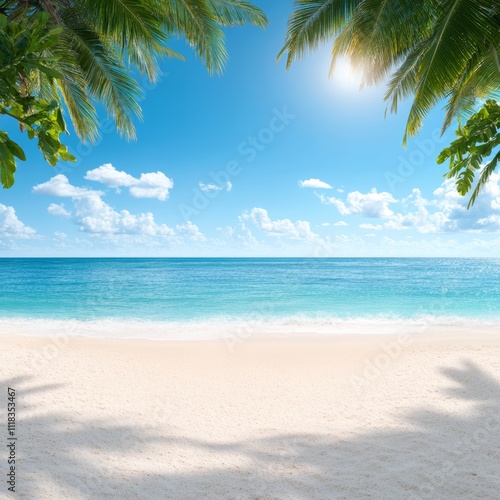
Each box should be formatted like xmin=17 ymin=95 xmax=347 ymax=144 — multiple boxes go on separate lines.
xmin=47 ymin=33 xmax=100 ymax=141
xmin=126 ymin=43 xmax=184 ymax=84
xmin=278 ymin=0 xmax=363 ymax=69
xmin=442 ymin=53 xmax=485 ymax=131
xmin=331 ymin=0 xmax=436 ymax=86
xmin=383 ymin=40 xmax=429 ymax=116
xmin=3 ymin=0 xmax=268 ymax=145
xmin=206 ymin=0 xmax=267 ymax=27
xmin=61 ymin=25 xmax=143 ymax=140
xmin=468 ymin=150 xmax=500 ymax=207
xmin=404 ymin=0 xmax=498 ymax=141
xmin=57 ymin=78 xmax=99 ymax=142
xmin=157 ymin=0 xmax=227 ymax=74
xmin=80 ymin=0 xmax=167 ymax=49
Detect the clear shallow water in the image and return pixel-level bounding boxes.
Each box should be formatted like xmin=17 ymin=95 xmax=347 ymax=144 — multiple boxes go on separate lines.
xmin=0 ymin=258 xmax=499 ymax=338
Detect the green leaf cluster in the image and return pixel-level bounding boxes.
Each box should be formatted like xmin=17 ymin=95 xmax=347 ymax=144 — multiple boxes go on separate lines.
xmin=0 ymin=13 xmax=75 ymax=188
xmin=438 ymin=100 xmax=500 ymax=208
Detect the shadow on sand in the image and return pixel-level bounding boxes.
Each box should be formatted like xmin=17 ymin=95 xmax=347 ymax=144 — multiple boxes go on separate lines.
xmin=6 ymin=359 xmax=500 ymax=499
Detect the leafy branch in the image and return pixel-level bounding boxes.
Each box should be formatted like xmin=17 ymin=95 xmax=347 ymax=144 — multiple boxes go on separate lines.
xmin=0 ymin=13 xmax=75 ymax=188
xmin=437 ymin=99 xmax=500 ymax=208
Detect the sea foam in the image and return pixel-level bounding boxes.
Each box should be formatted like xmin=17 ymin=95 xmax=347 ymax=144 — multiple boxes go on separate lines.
xmin=0 ymin=315 xmax=497 ymax=341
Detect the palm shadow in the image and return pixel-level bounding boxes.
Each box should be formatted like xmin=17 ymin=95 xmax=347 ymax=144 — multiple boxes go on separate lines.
xmin=8 ymin=359 xmax=500 ymax=499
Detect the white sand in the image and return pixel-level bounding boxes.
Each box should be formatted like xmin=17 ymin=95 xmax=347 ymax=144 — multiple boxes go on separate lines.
xmin=2 ymin=332 xmax=500 ymax=499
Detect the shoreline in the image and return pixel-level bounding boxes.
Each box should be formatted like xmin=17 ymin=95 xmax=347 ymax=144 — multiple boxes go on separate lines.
xmin=2 ymin=328 xmax=500 ymax=342
xmin=0 ymin=316 xmax=499 ymax=342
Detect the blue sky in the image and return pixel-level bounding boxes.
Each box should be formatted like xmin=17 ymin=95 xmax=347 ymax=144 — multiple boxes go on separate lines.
xmin=2 ymin=1 xmax=500 ymax=257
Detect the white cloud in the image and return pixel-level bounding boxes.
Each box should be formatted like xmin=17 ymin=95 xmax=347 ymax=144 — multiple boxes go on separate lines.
xmin=299 ymin=178 xmax=332 ymax=189
xmin=199 ymin=182 xmax=222 ymax=192
xmin=325 ymin=174 xmax=500 ymax=234
xmin=322 ymin=221 xmax=349 ymax=227
xmin=85 ymin=163 xmax=136 ymax=188
xmin=0 ymin=204 xmax=36 ymax=239
xmin=47 ymin=203 xmax=71 ymax=218
xmin=74 ymin=192 xmax=174 ymax=236
xmin=85 ymin=164 xmax=173 ymax=201
xmin=216 ymin=223 xmax=258 ymax=248
xmin=429 ymin=176 xmax=500 ymax=232
xmin=129 ymin=172 xmax=174 ymax=201
xmin=240 ymin=208 xmax=319 ymax=241
xmin=33 ymin=174 xmax=98 ymax=198
xmin=383 ymin=178 xmax=500 ymax=234
xmin=175 ymin=221 xmax=206 ymax=241
xmin=34 ymin=175 xmax=174 ymax=236
xmin=320 ymin=188 xmax=397 ymax=218
xmin=199 ymin=181 xmax=232 ymax=192
xmin=383 ymin=189 xmax=437 ymax=233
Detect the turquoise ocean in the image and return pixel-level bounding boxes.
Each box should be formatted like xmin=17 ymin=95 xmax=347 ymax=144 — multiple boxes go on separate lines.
xmin=0 ymin=258 xmax=499 ymax=339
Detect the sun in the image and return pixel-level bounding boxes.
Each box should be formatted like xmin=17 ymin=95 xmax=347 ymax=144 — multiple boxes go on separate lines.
xmin=330 ymin=57 xmax=365 ymax=89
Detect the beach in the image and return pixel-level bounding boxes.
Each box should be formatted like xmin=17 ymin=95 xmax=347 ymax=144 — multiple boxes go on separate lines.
xmin=3 ymin=331 xmax=500 ymax=499
xmin=4 ymin=0 xmax=500 ymax=496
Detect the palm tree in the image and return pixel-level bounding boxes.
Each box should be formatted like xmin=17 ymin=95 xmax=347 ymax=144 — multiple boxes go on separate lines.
xmin=279 ymin=0 xmax=500 ymax=141
xmin=278 ymin=1 xmax=500 ymax=204
xmin=1 ymin=0 xmax=267 ymax=143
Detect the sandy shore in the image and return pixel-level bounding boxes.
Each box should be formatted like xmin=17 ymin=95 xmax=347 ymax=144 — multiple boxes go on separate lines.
xmin=2 ymin=332 xmax=500 ymax=499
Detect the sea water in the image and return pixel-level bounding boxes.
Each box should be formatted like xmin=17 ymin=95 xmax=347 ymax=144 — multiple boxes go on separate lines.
xmin=0 ymin=258 xmax=498 ymax=339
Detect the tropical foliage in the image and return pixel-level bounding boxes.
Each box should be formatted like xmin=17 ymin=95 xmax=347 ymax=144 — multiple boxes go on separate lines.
xmin=279 ymin=0 xmax=500 ymax=206
xmin=0 ymin=13 xmax=75 ymax=188
xmin=438 ymin=100 xmax=500 ymax=207
xmin=0 ymin=0 xmax=267 ymax=188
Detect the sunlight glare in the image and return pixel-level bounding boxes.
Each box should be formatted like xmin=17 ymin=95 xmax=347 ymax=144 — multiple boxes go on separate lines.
xmin=330 ymin=57 xmax=365 ymax=90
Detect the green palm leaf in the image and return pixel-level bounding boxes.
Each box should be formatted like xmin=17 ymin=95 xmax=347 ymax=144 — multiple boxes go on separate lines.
xmin=80 ymin=0 xmax=167 ymax=49
xmin=62 ymin=21 xmax=143 ymax=139
xmin=158 ymin=0 xmax=227 ymax=74
xmin=207 ymin=0 xmax=267 ymax=27
xmin=331 ymin=0 xmax=435 ymax=86
xmin=404 ymin=0 xmax=498 ymax=141
xmin=278 ymin=0 xmax=363 ymax=69
xmin=48 ymin=34 xmax=100 ymax=142
xmin=468 ymin=151 xmax=500 ymax=207
xmin=383 ymin=40 xmax=429 ymax=116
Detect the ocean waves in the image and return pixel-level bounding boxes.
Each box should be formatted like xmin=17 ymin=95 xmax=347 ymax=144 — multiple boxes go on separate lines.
xmin=0 ymin=314 xmax=498 ymax=341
